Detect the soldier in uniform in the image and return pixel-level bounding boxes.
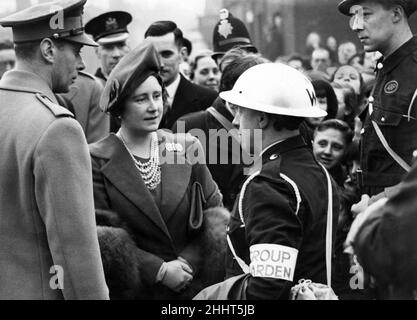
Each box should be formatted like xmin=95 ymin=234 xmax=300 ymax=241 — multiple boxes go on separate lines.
xmin=338 ymin=0 xmax=417 ymax=199
xmin=85 ymin=11 xmax=132 ymax=132
xmin=212 ymin=9 xmax=258 ymax=65
xmin=220 ymin=63 xmax=339 ymax=299
xmin=59 ymin=66 xmax=109 ymax=144
xmin=0 ymin=0 xmax=109 ymax=299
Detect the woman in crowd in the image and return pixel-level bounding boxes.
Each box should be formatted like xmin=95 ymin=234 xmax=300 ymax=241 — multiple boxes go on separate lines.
xmin=332 ymin=64 xmax=363 ymax=97
xmin=300 ymin=79 xmax=338 ymax=147
xmin=190 ymin=50 xmax=221 ymax=92
xmin=90 ymin=40 xmax=225 ymax=300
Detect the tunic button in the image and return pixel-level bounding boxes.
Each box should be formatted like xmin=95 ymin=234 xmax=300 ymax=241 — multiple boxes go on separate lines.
xmin=377 ymin=62 xmax=383 ymax=69
xmin=381 ymin=117 xmax=385 ymax=122
xmin=270 ymin=154 xmax=278 ymax=160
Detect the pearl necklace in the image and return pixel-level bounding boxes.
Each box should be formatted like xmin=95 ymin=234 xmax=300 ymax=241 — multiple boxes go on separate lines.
xmin=118 ymin=132 xmax=161 ymax=190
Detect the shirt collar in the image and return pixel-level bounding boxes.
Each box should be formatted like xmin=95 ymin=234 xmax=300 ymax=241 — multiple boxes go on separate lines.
xmin=166 ymin=73 xmax=181 ymax=100
xmin=380 ymin=36 xmax=417 ymax=74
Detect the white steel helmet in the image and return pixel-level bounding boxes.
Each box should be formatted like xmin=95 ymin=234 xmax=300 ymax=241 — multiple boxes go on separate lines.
xmin=219 ymin=63 xmax=327 ymax=118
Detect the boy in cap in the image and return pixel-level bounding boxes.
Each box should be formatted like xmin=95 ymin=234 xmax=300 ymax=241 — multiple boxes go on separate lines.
xmin=0 ymin=0 xmax=109 ymax=299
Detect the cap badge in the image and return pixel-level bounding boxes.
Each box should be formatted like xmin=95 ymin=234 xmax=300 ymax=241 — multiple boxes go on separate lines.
xmin=384 ymin=80 xmax=399 ymax=94
xmin=218 ymin=19 xmax=233 ymax=39
xmin=105 ymin=17 xmax=119 ymax=31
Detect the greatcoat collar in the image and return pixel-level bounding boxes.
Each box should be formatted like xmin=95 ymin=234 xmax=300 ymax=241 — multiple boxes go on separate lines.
xmin=0 ymin=70 xmax=57 ymax=103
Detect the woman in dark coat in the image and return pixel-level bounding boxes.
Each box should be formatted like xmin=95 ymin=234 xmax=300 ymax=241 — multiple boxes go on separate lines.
xmin=90 ymin=39 xmax=226 ymax=300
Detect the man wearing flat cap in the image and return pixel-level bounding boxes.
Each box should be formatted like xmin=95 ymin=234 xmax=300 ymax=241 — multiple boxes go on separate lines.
xmin=84 ymin=11 xmax=131 ymax=133
xmin=0 ymin=0 xmax=109 ymax=299
xmin=338 ymin=0 xmax=417 ymax=197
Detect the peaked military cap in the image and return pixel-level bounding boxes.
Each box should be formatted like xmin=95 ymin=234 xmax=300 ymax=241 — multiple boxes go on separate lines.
xmin=85 ymin=11 xmax=132 ymax=45
xmin=338 ymin=0 xmax=417 ymax=16
xmin=212 ymin=9 xmax=257 ymax=60
xmin=100 ymin=39 xmax=161 ymax=115
xmin=0 ymin=0 xmax=97 ymax=46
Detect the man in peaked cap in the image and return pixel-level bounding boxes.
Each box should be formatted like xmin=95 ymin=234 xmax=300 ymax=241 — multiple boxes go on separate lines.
xmin=0 ymin=0 xmax=109 ymax=299
xmin=85 ymin=11 xmax=132 ymax=87
xmin=84 ymin=11 xmax=132 ymax=133
xmin=338 ymin=0 xmax=417 ymax=197
xmin=338 ymin=0 xmax=417 ymax=300
xmin=212 ymin=9 xmax=258 ymax=65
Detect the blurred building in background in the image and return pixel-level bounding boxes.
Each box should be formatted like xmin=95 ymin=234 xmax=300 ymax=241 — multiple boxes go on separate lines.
xmin=2 ymin=0 xmax=417 ymax=68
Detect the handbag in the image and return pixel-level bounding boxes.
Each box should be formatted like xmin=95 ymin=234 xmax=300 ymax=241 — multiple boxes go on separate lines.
xmin=188 ymin=182 xmax=206 ymax=237
xmin=289 ymin=164 xmax=338 ymax=300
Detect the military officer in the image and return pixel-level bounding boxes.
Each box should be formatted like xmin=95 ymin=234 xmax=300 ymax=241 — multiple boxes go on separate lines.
xmin=59 ymin=67 xmax=109 ymax=144
xmin=220 ymin=63 xmax=339 ymax=299
xmin=0 ymin=0 xmax=109 ymax=299
xmin=85 ymin=11 xmax=132 ymax=133
xmin=338 ymin=0 xmax=417 ymax=198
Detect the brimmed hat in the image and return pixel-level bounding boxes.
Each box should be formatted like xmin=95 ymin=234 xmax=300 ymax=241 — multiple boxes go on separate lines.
xmin=0 ymin=0 xmax=97 ymax=47
xmin=212 ymin=9 xmax=257 ymax=60
xmin=85 ymin=11 xmax=132 ymax=45
xmin=338 ymin=0 xmax=417 ymax=16
xmin=100 ymin=39 xmax=161 ymax=115
xmin=220 ymin=63 xmax=327 ymax=118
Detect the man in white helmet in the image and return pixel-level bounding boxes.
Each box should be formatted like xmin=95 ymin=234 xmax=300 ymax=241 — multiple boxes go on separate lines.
xmin=221 ymin=63 xmax=340 ymax=299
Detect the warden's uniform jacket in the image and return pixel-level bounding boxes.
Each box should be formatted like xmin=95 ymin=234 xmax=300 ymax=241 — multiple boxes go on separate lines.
xmin=226 ymin=135 xmax=339 ymax=299
xmin=0 ymin=70 xmax=109 ymax=299
xmin=60 ymin=71 xmax=110 ymax=143
xmin=90 ymin=130 xmax=223 ymax=299
xmin=173 ymin=97 xmax=246 ymax=210
xmin=360 ymin=36 xmax=417 ymax=196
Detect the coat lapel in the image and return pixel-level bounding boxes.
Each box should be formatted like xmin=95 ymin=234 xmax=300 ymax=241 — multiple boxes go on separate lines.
xmin=99 ymin=135 xmax=172 ymax=240
xmin=158 ymin=131 xmax=192 ymax=223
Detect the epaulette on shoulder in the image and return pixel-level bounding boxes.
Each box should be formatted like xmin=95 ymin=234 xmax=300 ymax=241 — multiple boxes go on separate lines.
xmin=78 ymin=70 xmax=96 ymax=81
xmin=35 ymin=93 xmax=74 ymax=118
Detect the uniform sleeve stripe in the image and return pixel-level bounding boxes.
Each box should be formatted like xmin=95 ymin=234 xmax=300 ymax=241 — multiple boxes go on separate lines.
xmin=279 ymin=173 xmax=302 ymax=216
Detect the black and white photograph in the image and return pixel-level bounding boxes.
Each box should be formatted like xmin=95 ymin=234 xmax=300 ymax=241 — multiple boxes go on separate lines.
xmin=0 ymin=0 xmax=416 ymax=307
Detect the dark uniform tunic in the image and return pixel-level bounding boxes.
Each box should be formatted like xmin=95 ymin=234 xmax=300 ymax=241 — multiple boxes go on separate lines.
xmin=225 ymin=135 xmax=339 ymax=300
xmin=360 ymin=36 xmax=417 ymax=196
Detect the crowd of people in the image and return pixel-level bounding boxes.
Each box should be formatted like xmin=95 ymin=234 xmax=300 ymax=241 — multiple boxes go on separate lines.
xmin=0 ymin=0 xmax=416 ymax=300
